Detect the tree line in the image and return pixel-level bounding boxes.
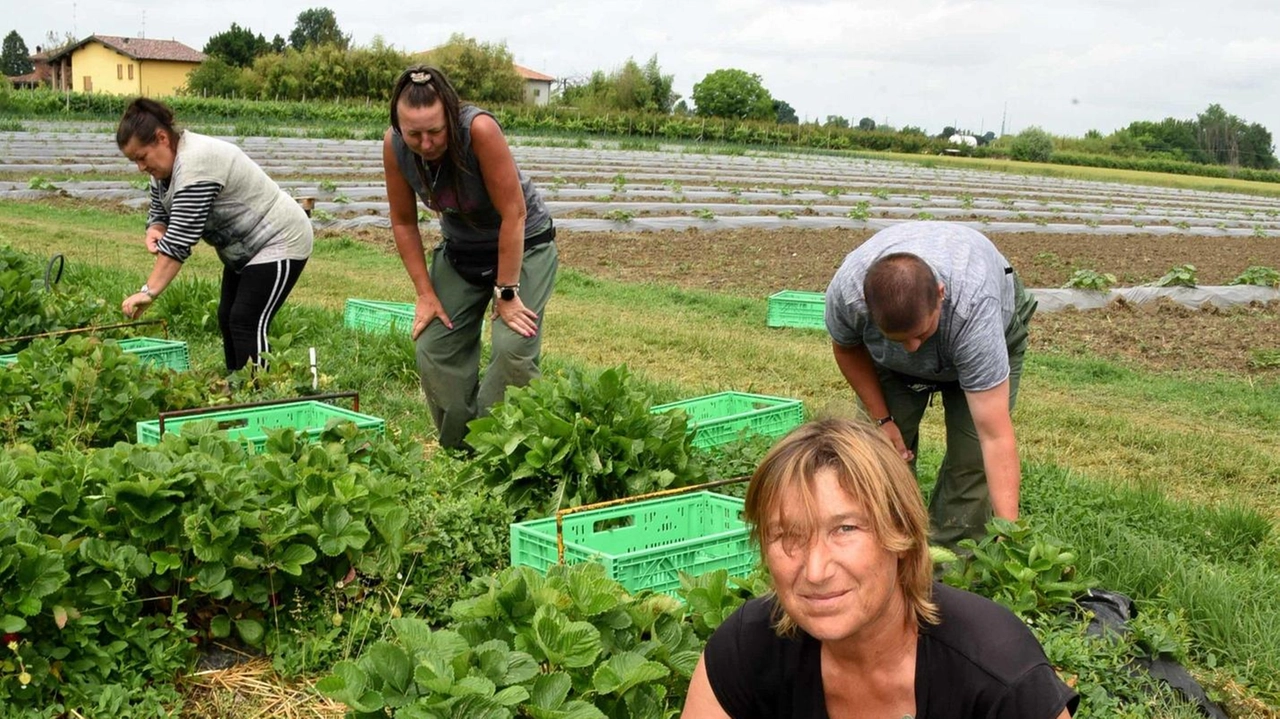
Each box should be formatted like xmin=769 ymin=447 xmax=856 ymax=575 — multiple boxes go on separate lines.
xmin=3 ymin=7 xmax=1275 ymax=170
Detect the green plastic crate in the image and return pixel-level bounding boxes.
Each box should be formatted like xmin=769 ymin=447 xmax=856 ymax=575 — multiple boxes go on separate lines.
xmin=0 ymin=337 xmax=189 ymax=371
xmin=510 ymin=491 xmax=755 ymax=594
xmin=344 ymin=299 xmax=415 ymax=335
xmin=136 ymin=400 xmax=385 ymax=451
xmin=652 ymin=391 xmax=804 ymax=449
xmin=115 ymin=337 xmax=191 ymax=371
xmin=767 ymin=290 xmax=826 ymax=330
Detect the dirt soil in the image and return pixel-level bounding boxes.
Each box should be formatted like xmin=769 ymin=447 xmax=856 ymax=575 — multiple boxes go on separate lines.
xmin=552 ymin=228 xmax=1280 ymax=376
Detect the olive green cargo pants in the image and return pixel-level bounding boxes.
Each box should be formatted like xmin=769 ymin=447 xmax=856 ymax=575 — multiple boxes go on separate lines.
xmin=416 ymin=241 xmax=558 ymax=449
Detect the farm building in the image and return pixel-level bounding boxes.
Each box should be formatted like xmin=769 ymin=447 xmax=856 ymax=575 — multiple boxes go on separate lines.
xmin=514 ymin=63 xmax=555 ymax=106
xmin=42 ymin=35 xmax=205 ymax=96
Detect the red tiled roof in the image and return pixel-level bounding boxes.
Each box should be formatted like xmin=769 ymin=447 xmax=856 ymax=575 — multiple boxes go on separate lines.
xmin=46 ymin=35 xmax=206 ymax=63
xmin=514 ymin=63 xmax=554 ymax=82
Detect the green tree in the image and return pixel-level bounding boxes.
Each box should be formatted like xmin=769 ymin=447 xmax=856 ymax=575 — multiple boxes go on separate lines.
xmin=2 ymin=31 xmax=33 ymax=76
xmin=421 ymin=34 xmax=522 ymax=104
xmin=42 ymin=30 xmax=77 ymax=55
xmin=270 ymin=34 xmax=287 ymax=53
xmin=184 ymin=57 xmax=247 ymax=97
xmin=641 ymin=55 xmax=677 ymax=113
xmin=1009 ymin=126 xmax=1055 ymax=162
xmin=773 ymin=99 xmax=797 ymax=125
xmin=858 ymin=117 xmax=876 ymax=131
xmin=1195 ymin=103 xmax=1277 ymax=169
xmin=202 ymin=23 xmax=271 ymax=68
xmin=691 ymin=68 xmax=774 ymax=120
xmin=610 ymin=58 xmax=654 ymax=111
xmin=824 ymin=115 xmax=849 ymax=128
xmin=561 ymin=55 xmax=677 ymax=113
xmin=1124 ymin=117 xmax=1203 ymax=162
xmin=289 ymin=7 xmax=349 ymax=50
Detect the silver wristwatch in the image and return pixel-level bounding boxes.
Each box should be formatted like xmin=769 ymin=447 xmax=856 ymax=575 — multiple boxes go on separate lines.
xmin=139 ymin=283 xmax=156 ymax=299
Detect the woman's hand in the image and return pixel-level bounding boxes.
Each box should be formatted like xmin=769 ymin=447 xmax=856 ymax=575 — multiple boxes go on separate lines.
xmin=122 ymin=292 xmax=153 ymax=320
xmin=145 ymin=225 xmax=165 ymax=254
xmin=412 ymin=293 xmax=453 ymax=340
xmin=492 ymin=296 xmax=538 ymax=338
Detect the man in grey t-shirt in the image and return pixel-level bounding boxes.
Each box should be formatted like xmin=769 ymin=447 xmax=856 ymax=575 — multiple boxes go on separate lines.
xmin=825 ymin=222 xmax=1037 ymax=547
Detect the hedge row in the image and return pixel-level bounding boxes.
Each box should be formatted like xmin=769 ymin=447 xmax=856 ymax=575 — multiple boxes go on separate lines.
xmin=5 ymin=90 xmax=1278 ymax=184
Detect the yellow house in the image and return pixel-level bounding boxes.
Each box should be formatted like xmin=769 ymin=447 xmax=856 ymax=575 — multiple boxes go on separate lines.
xmin=45 ymin=35 xmax=205 ymax=96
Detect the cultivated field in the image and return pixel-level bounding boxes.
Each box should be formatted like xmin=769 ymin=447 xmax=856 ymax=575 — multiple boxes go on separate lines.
xmin=1 ymin=131 xmax=1277 ymax=717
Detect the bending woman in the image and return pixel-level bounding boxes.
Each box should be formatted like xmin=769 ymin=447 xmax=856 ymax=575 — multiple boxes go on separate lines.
xmin=118 ymin=98 xmax=311 ymax=371
xmin=383 ymin=65 xmax=557 ymax=450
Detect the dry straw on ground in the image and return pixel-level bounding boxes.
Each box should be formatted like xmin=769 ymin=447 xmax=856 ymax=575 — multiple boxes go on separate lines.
xmin=180 ymin=658 xmax=345 ymax=719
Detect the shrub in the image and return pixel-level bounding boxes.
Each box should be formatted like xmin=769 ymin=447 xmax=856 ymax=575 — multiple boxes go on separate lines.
xmin=1010 ymin=126 xmax=1056 ymax=163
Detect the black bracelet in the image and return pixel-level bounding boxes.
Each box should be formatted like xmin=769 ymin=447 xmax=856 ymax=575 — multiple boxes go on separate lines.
xmin=875 ymin=415 xmax=895 ymax=427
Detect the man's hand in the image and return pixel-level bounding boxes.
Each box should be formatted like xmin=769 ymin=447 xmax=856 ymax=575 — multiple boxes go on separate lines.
xmin=879 ymin=419 xmax=915 ymax=462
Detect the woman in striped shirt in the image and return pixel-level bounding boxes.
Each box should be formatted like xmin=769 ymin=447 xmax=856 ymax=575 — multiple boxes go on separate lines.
xmin=118 ymin=98 xmax=312 ymax=371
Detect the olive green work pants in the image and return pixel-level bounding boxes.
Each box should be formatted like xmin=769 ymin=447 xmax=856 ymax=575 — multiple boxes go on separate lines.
xmin=416 ymin=241 xmax=558 ymax=449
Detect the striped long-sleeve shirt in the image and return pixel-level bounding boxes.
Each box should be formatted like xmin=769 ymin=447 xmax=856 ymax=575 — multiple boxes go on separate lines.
xmin=147 ymin=178 xmax=223 ymax=263
xmin=146 ymin=131 xmax=312 ymax=272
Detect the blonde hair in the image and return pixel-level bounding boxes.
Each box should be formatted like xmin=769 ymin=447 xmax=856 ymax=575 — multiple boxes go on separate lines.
xmin=744 ymin=417 xmax=938 ymax=634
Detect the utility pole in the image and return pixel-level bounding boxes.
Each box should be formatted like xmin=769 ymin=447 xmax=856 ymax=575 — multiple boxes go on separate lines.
xmin=1000 ymin=102 xmax=1007 ymax=137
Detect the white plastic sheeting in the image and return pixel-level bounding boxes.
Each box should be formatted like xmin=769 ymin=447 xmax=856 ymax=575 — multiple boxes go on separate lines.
xmin=1029 ymin=286 xmax=1280 ymax=311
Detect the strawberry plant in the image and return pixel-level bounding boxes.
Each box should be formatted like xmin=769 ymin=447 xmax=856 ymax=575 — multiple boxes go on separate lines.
xmin=844 ymin=201 xmax=871 ymax=221
xmin=1229 ymin=265 xmax=1280 ymax=288
xmin=1152 ymin=264 xmax=1198 ymax=288
xmin=318 ymin=562 xmax=704 ymax=718
xmin=464 ymin=366 xmax=708 ymax=517
xmin=677 ymin=568 xmax=769 ymax=640
xmin=0 ymin=336 xmax=208 ymax=450
xmin=0 ymin=422 xmax=414 ymax=711
xmin=942 ymin=517 xmax=1091 ymax=619
xmin=1063 ymin=269 xmax=1118 ymax=291
xmin=1 ymin=247 xmax=105 ymax=354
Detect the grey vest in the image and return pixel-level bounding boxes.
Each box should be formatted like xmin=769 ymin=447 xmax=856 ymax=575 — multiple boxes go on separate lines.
xmin=167 ymin=131 xmax=312 ymax=271
xmin=391 ymin=105 xmax=551 ymax=252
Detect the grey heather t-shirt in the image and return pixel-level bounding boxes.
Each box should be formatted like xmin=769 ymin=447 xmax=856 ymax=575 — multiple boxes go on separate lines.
xmin=825 ymin=222 xmax=1015 ymax=392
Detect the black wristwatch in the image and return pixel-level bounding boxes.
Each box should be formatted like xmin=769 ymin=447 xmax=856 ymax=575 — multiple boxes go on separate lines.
xmin=495 ymin=284 xmax=519 ymax=302
xmin=875 ymin=414 xmax=895 ymax=427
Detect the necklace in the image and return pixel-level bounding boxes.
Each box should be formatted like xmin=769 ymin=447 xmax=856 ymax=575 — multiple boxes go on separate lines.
xmin=427 ymin=161 xmax=442 ymax=191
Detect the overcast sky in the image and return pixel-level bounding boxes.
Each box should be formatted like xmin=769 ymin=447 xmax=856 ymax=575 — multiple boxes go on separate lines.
xmin=12 ymin=0 xmax=1280 ymax=138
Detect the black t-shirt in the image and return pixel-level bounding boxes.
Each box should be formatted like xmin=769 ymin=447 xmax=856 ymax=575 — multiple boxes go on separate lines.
xmin=703 ymin=582 xmax=1079 ymax=719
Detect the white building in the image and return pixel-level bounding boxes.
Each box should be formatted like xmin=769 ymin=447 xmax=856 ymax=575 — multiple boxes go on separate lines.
xmin=514 ymin=64 xmax=554 ymax=106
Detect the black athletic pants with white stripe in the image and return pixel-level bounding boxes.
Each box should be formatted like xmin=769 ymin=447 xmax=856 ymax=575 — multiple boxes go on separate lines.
xmin=218 ymin=259 xmax=307 ymax=371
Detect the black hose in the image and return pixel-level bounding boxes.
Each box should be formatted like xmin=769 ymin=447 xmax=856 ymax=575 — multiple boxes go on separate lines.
xmin=44 ymin=253 xmax=65 ymax=291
